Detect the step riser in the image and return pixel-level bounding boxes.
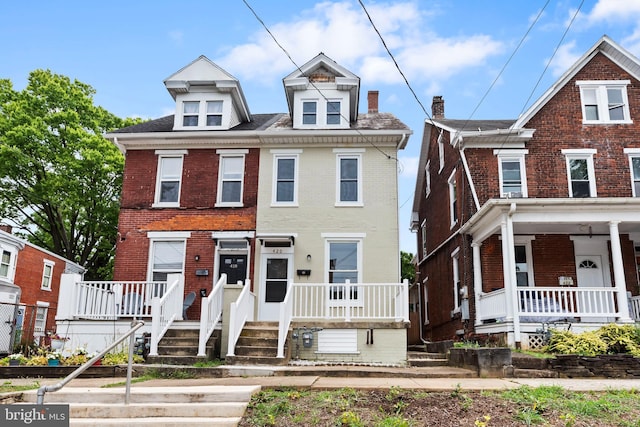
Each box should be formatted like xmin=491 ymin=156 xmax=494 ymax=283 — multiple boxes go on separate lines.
xmin=69 ymin=402 xmax=247 ymax=418
xmin=236 ymin=337 xmax=279 ymax=347
xmin=234 ymin=346 xmax=277 ymax=357
xmin=409 ymin=360 xmax=449 ymax=367
xmin=240 ymin=329 xmax=278 ymax=339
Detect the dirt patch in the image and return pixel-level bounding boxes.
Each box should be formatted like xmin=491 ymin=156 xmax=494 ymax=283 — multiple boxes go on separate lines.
xmin=239 ymin=387 xmax=640 ymax=426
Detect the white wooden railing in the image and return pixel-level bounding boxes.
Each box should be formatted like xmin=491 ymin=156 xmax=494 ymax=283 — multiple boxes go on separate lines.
xmin=226 ymin=281 xmax=255 ymax=357
xmin=197 ymin=274 xmax=226 ymax=357
xmin=630 ymin=295 xmax=640 ymax=321
xmin=477 ymin=287 xmax=628 ymax=323
xmin=149 ymin=274 xmax=184 ymax=356
xmin=289 ymin=281 xmax=409 ymax=321
xmin=74 ymin=280 xmax=167 ymax=319
xmin=277 ymin=285 xmax=294 ymax=359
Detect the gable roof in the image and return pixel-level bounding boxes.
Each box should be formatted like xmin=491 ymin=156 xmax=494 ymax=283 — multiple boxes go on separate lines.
xmin=514 ymin=35 xmax=640 ymax=128
xmin=164 ymin=55 xmax=251 ymax=123
xmin=282 ymin=53 xmax=360 ymax=122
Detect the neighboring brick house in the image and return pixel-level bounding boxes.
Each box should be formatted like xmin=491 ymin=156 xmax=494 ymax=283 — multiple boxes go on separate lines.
xmin=411 ymin=35 xmax=640 ymax=348
xmin=0 ymin=225 xmax=84 ymax=352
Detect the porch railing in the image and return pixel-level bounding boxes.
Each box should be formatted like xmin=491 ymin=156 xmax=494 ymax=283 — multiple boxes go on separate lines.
xmin=149 ymin=274 xmax=184 ymax=356
xmin=290 ymin=281 xmax=409 ymax=321
xmin=630 ymin=295 xmax=640 ymax=321
xmin=477 ymin=286 xmax=625 ymax=323
xmin=74 ymin=280 xmax=167 ymax=320
xmin=198 ymin=274 xmax=226 ymax=357
xmin=277 ymin=284 xmax=294 ymax=359
xmin=226 ymin=280 xmax=255 ymax=357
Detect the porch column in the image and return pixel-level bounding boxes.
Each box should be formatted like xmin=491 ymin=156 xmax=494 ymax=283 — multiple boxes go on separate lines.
xmin=609 ymin=221 xmax=632 ymax=322
xmin=500 ymin=220 xmax=514 ymax=323
xmin=472 ymin=242 xmax=483 ymax=327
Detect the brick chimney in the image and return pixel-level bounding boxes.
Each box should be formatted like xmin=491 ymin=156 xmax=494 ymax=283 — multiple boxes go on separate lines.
xmin=0 ymin=224 xmax=12 ymax=234
xmin=367 ymin=90 xmax=379 ymax=114
xmin=432 ymin=96 xmax=444 ymax=119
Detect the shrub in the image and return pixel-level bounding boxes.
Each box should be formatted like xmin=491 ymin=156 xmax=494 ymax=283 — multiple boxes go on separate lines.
xmin=548 ymin=324 xmax=640 ymax=356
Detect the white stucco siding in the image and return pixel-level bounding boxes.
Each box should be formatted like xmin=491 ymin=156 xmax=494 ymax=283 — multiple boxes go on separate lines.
xmin=256 ymin=144 xmax=400 ymax=284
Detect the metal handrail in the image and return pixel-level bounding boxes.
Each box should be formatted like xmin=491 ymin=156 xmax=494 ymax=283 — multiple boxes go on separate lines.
xmin=36 ymin=320 xmax=145 ymax=405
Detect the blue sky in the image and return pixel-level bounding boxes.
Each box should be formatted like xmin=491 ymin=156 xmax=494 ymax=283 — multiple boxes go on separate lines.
xmin=3 ymin=0 xmax=640 ymax=254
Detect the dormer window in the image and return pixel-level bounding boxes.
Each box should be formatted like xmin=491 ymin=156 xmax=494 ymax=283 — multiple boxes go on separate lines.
xmin=577 ymin=80 xmax=631 ymax=124
xmin=327 ymin=101 xmax=341 ymax=124
xmin=174 ymin=95 xmax=230 ymax=130
xmin=207 ymin=101 xmax=223 ymax=126
xmin=182 ymin=102 xmax=199 ymax=126
xmin=303 ymin=101 xmax=317 ymax=124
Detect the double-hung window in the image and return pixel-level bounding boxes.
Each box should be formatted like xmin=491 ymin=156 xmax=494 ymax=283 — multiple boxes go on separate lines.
xmin=624 ymin=149 xmax=640 ymax=196
xmin=303 ymin=101 xmax=317 ymax=125
xmin=41 ymin=260 xmax=54 ymax=291
xmin=420 ymin=220 xmax=427 ymax=260
xmin=326 ymin=101 xmax=341 ymax=125
xmin=335 ymin=150 xmax=363 ymax=206
xmin=216 ymin=150 xmax=247 ymax=206
xmin=154 ymin=151 xmax=186 ymax=207
xmin=182 ymin=101 xmax=199 ymax=126
xmin=495 ymin=149 xmax=528 ymax=198
xmin=562 ymin=149 xmax=597 ymax=198
xmin=425 ymin=160 xmax=431 ymax=197
xmin=451 ymin=247 xmax=460 ymax=314
xmin=272 ymin=150 xmax=300 ymax=205
xmin=147 ymin=232 xmax=190 ymax=300
xmin=324 ymin=236 xmax=363 ymax=306
xmin=206 ymin=101 xmax=223 ymax=126
xmin=0 ymin=249 xmax=13 ymax=280
xmin=448 ymin=170 xmax=458 ymax=227
xmin=577 ymin=80 xmax=631 ymax=124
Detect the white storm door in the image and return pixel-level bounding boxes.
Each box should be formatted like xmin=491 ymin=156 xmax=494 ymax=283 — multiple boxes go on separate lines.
xmin=259 ymin=253 xmax=292 ymax=321
xmin=576 ymin=255 xmax=611 ymax=321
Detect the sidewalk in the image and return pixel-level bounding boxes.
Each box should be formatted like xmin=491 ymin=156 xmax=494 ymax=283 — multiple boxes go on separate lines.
xmin=4 ymin=366 xmax=640 ymax=392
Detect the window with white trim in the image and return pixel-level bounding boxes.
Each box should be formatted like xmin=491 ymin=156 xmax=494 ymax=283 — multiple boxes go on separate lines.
xmin=154 ymin=153 xmax=185 ymax=206
xmin=216 ymin=151 xmax=246 ymax=206
xmin=272 ymin=152 xmax=299 ymax=205
xmin=206 ymin=101 xmax=223 ymax=126
xmin=496 ymin=150 xmax=528 ymax=198
xmin=326 ymin=101 xmax=341 ymax=125
xmin=177 ymin=99 xmax=226 ymax=129
xmin=514 ymin=236 xmax=535 ymax=287
xmin=562 ymin=149 xmax=597 ymax=198
xmin=451 ymin=248 xmax=460 ymax=313
xmin=448 ymin=170 xmax=458 ymax=227
xmin=41 ymin=260 xmax=55 ymax=290
xmin=335 ymin=151 xmax=363 ymax=205
xmin=420 ymin=220 xmax=427 ymax=260
xmin=149 ymin=239 xmax=186 ymax=295
xmin=577 ymin=80 xmax=631 ymax=124
xmin=326 ymin=238 xmax=362 ymax=305
xmin=182 ymin=101 xmax=199 ymax=126
xmin=624 ymin=149 xmax=640 ymax=197
xmin=0 ymin=248 xmax=15 ymax=280
xmin=425 ymin=160 xmax=431 ymax=197
xmin=302 ymin=101 xmax=317 ymax=125
xmin=34 ymin=302 xmax=49 ymax=338
xmin=438 ymin=130 xmax=445 ymax=172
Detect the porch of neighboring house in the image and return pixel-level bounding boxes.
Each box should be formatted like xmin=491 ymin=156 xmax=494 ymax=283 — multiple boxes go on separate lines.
xmin=55 ymin=273 xmax=410 ymax=365
xmin=464 ymin=199 xmax=640 ymax=349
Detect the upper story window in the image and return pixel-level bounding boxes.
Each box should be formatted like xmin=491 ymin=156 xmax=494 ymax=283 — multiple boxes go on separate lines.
xmin=174 ymin=95 xmax=229 ymax=130
xmin=577 ymin=80 xmax=631 ymax=124
xmin=303 ymin=101 xmax=317 ymax=124
xmin=624 ymin=149 xmax=640 ymax=197
xmin=562 ymin=149 xmax=597 ymax=198
xmin=425 ymin=160 xmax=431 ymax=197
xmin=272 ymin=150 xmax=301 ymax=206
xmin=41 ymin=260 xmax=55 ymax=291
xmin=335 ymin=149 xmax=363 ymax=206
xmin=182 ymin=101 xmax=199 ymax=126
xmin=448 ymin=170 xmax=458 ymax=227
xmin=0 ymin=248 xmax=15 ymax=280
xmin=326 ymin=101 xmax=341 ymax=125
xmin=153 ymin=151 xmax=186 ymax=207
xmin=420 ymin=220 xmax=427 ymax=260
xmin=206 ymin=101 xmax=223 ymax=126
xmin=216 ymin=150 xmax=247 ymax=207
xmin=437 ymin=130 xmax=445 ymax=173
xmin=495 ymin=149 xmax=528 ymax=198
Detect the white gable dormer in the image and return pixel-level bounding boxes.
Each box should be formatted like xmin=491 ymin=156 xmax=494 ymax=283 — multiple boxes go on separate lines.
xmin=164 ymin=56 xmax=251 ymax=131
xmin=283 ymin=53 xmax=360 ymax=130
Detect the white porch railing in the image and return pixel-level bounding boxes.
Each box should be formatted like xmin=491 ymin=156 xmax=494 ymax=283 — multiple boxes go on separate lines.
xmin=149 ymin=274 xmax=184 ymax=356
xmin=74 ymin=280 xmax=167 ymax=319
xmin=277 ymin=284 xmax=294 ymax=359
xmin=477 ymin=286 xmax=626 ymax=323
xmin=289 ymin=281 xmax=410 ymax=321
xmin=226 ymin=280 xmax=255 ymax=357
xmin=197 ymin=274 xmax=226 ymax=357
xmin=630 ymin=295 xmax=640 ymax=321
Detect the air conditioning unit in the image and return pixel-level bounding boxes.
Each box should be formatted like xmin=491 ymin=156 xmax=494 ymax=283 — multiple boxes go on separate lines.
xmin=503 ymin=191 xmax=523 ymax=198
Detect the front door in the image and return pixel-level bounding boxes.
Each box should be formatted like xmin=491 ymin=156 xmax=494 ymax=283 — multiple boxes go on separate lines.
xmin=576 ymin=255 xmax=610 ymax=321
xmin=259 ymin=253 xmax=292 ymax=320
xmin=219 ymin=254 xmax=247 ymax=285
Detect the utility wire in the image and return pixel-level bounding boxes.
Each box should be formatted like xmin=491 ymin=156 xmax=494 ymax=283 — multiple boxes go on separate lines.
xmin=242 ymin=0 xmax=400 ymax=162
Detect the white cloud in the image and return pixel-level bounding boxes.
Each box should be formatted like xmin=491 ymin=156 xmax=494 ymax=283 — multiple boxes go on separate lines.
xmin=218 ymin=1 xmax=503 ymax=88
xmin=585 ymin=0 xmax=640 ymax=24
xmin=398 ymin=155 xmax=419 ymax=179
xmin=548 ymin=40 xmax=580 ymax=77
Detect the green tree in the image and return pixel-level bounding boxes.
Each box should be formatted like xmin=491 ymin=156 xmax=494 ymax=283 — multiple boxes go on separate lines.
xmin=400 ymin=251 xmax=415 ymax=283
xmin=0 ymin=70 xmax=139 ymax=279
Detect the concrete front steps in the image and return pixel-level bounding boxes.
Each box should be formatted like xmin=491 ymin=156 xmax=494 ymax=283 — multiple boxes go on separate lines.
xmin=146 ymin=323 xmax=220 ymax=365
xmin=407 ymin=351 xmax=449 ymax=367
xmin=225 ymin=321 xmax=290 ymax=366
xmin=19 ymin=385 xmax=260 ymax=426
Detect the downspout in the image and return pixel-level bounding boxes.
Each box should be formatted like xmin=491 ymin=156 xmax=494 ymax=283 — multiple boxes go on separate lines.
xmin=459 ymin=148 xmax=481 ymax=211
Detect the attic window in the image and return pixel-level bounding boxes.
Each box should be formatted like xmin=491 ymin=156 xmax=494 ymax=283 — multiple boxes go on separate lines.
xmin=183 ymin=102 xmax=199 ymax=126
xmin=206 ymin=101 xmax=223 ymax=126
xmin=577 ymin=80 xmax=631 ymax=124
xmin=303 ymin=101 xmax=317 ymax=124
xmin=327 ymin=101 xmax=341 ymax=125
